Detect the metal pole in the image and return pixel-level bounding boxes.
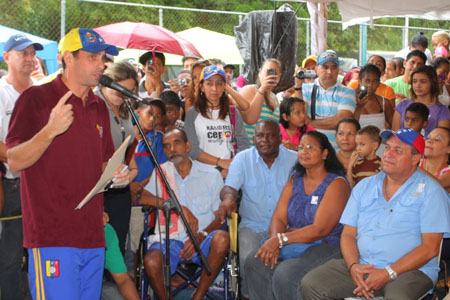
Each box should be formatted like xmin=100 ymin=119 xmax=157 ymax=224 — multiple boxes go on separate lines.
xmin=61 ymin=0 xmax=66 ymax=39
xmin=360 ymin=22 xmax=368 ymax=65
xmin=239 ymin=14 xmax=243 ymax=75
xmin=403 ymin=16 xmax=409 ymax=49
xmin=159 ymin=8 xmax=163 ymax=27
xmin=306 ymin=20 xmax=310 ymax=57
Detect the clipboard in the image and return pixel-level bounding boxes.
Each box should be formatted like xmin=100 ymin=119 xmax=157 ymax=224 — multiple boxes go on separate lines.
xmin=76 ymin=135 xmax=131 ymax=210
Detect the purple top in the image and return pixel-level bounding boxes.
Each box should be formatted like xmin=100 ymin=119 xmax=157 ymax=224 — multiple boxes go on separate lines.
xmin=287 ymin=172 xmax=344 ymax=246
xmin=395 ymin=99 xmax=450 ymax=136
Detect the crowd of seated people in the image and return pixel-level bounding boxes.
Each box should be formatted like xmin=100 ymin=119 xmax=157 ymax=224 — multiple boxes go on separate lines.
xmin=1 ymin=27 xmax=450 ymax=300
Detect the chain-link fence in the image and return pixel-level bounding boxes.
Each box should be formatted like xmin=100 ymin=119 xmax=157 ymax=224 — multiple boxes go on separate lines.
xmin=1 ymin=0 xmax=450 ymax=66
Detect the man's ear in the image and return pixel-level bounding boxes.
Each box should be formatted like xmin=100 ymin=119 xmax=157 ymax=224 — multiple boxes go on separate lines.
xmin=186 ymin=140 xmax=191 ymax=153
xmin=163 ymin=66 xmax=167 ymax=75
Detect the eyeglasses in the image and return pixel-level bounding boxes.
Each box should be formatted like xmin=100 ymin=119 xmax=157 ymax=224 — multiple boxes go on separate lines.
xmin=297 ymin=144 xmax=320 ymax=151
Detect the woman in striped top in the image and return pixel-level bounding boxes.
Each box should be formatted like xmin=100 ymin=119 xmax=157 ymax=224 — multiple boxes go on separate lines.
xmin=240 ymin=59 xmax=281 ymax=145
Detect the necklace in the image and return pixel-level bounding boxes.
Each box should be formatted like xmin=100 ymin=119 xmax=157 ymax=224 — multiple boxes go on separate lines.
xmin=384 ymin=177 xmax=391 ymax=200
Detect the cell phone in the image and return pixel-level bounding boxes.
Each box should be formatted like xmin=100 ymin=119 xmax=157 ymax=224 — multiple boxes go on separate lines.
xmin=438 ymin=73 xmax=447 ymax=81
xmin=267 ymin=68 xmax=276 ymax=76
xmin=356 ymin=85 xmax=368 ymax=99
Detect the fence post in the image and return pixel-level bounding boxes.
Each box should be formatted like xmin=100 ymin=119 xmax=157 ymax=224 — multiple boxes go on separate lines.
xmin=359 ymin=22 xmax=368 ymax=65
xmin=61 ymin=0 xmax=66 ymax=39
xmin=306 ymin=20 xmax=310 ymax=57
xmin=239 ymin=14 xmax=243 ymax=74
xmin=159 ymin=8 xmax=163 ymax=27
xmin=402 ymin=16 xmax=409 ymax=49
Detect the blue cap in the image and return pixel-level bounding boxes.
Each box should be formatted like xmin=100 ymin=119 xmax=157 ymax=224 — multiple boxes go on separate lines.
xmin=380 ymin=128 xmax=425 ymax=155
xmin=317 ymin=50 xmax=341 ymax=66
xmin=200 ymin=65 xmax=226 ymax=81
xmin=59 ymin=28 xmax=118 ymax=56
xmin=4 ymin=34 xmax=43 ymax=52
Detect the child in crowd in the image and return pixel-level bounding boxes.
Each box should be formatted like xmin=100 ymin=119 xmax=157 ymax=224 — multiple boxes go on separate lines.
xmin=347 ymin=125 xmax=381 ymax=187
xmin=279 ymin=97 xmax=315 ymax=151
xmin=403 ymin=102 xmax=429 ymax=136
xmin=160 ymin=90 xmax=184 ymax=130
xmin=432 ymin=31 xmax=450 ymax=59
xmin=129 ymin=100 xmax=167 ymax=260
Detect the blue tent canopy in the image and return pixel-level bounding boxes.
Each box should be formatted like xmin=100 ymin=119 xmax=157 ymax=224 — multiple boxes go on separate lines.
xmin=0 ymin=25 xmax=58 ymax=74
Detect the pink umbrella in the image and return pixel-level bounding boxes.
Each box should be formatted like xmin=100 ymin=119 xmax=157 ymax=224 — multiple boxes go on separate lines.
xmin=94 ymin=22 xmax=202 ymax=58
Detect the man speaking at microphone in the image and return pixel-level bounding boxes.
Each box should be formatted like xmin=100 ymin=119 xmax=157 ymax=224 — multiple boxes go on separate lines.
xmin=5 ymin=28 xmax=129 ymax=300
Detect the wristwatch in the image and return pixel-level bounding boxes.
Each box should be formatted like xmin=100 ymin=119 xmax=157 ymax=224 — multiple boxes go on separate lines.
xmin=385 ymin=266 xmax=398 ymax=280
xmin=281 ymin=233 xmax=288 ymax=245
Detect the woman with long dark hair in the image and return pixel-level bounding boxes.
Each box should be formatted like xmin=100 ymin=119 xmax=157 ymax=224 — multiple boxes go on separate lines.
xmin=246 ymin=131 xmax=351 ymax=300
xmin=393 ymin=65 xmax=450 ymax=135
xmin=184 ymin=65 xmax=250 ymax=176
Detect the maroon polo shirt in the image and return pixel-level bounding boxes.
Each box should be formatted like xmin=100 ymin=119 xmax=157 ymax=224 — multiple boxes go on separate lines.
xmin=6 ymin=74 xmax=114 ymax=249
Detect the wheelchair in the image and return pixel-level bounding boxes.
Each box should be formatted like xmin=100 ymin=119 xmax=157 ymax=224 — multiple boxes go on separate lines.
xmin=135 ymin=207 xmax=240 ymax=300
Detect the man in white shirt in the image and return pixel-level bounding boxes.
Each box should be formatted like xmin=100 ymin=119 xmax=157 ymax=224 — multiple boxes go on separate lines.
xmin=0 ymin=33 xmax=42 ymax=300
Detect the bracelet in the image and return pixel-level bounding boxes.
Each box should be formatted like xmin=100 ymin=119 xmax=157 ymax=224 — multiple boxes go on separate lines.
xmin=294 ymin=87 xmax=302 ymax=91
xmin=129 ymin=168 xmax=138 ymax=171
xmin=348 ymin=262 xmax=358 ymax=272
xmin=277 ymin=233 xmax=283 ymax=248
xmin=256 ymin=89 xmax=265 ymax=96
xmin=216 ymin=157 xmax=221 ymax=166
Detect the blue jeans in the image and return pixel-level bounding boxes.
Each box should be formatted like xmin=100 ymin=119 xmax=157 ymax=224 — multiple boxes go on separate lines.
xmin=0 ymin=178 xmax=24 ymax=300
xmin=245 ymin=243 xmax=342 ymax=300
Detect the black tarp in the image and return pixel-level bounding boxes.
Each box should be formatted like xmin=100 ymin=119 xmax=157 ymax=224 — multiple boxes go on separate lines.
xmin=234 ymin=4 xmax=298 ymax=93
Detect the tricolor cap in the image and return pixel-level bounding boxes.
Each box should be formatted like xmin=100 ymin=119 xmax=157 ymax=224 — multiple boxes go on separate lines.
xmin=317 ymin=50 xmax=341 ymax=66
xmin=4 ymin=34 xmax=43 ymax=52
xmin=380 ymin=128 xmax=425 ymax=155
xmin=59 ymin=28 xmax=118 ymax=56
xmin=302 ymin=55 xmax=317 ymax=68
xmin=199 ymin=65 xmax=226 ymax=82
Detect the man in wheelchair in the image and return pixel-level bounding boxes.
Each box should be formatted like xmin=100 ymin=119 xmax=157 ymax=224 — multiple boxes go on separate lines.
xmin=138 ymin=128 xmax=230 ymax=300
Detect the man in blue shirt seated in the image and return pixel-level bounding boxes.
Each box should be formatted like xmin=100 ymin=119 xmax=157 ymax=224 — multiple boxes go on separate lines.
xmin=139 ymin=128 xmax=229 ymax=300
xmin=301 ymin=128 xmax=450 ymax=300
xmin=217 ymin=119 xmax=298 ymax=299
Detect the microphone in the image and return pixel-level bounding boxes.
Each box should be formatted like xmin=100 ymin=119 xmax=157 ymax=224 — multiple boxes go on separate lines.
xmin=99 ymin=75 xmax=149 ymax=105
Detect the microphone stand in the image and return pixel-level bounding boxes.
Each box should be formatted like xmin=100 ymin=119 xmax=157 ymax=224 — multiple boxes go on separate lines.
xmin=122 ymin=97 xmax=211 ymax=299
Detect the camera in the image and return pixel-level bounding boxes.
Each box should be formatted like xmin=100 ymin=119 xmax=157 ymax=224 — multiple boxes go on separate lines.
xmin=356 ymin=85 xmax=368 ymax=99
xmin=267 ymin=68 xmax=277 ymax=76
xmin=178 ymin=78 xmax=188 ymax=86
xmin=296 ymin=69 xmax=317 ymax=79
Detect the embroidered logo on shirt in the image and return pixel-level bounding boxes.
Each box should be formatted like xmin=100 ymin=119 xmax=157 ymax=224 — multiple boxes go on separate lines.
xmin=45 ymin=260 xmax=60 ymax=277
xmin=311 ymin=195 xmax=319 ymax=205
xmin=96 ymin=124 xmax=103 ymax=138
xmin=412 ymin=183 xmax=425 ymax=196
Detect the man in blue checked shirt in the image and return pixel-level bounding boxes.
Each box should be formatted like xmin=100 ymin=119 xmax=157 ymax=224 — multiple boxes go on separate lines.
xmin=295 ymin=50 xmax=356 ymax=149
xmin=301 ymin=128 xmax=450 ymax=300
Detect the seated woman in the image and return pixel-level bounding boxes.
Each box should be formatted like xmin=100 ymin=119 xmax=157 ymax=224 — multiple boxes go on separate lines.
xmin=245 ymin=131 xmax=351 ymax=300
xmin=335 ymin=118 xmax=360 ymax=171
xmin=184 ymin=65 xmax=250 ymax=177
xmin=419 ymin=127 xmax=450 ymax=192
xmin=419 ymin=126 xmax=450 ymax=263
xmin=393 ymin=65 xmax=450 ymax=136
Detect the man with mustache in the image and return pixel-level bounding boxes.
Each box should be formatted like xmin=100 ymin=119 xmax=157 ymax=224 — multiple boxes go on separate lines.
xmin=295 ymin=50 xmax=356 ymax=149
xmin=0 ymin=33 xmax=43 ymax=300
xmin=301 ymin=128 xmax=450 ymax=299
xmin=139 ymin=128 xmax=229 ymax=300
